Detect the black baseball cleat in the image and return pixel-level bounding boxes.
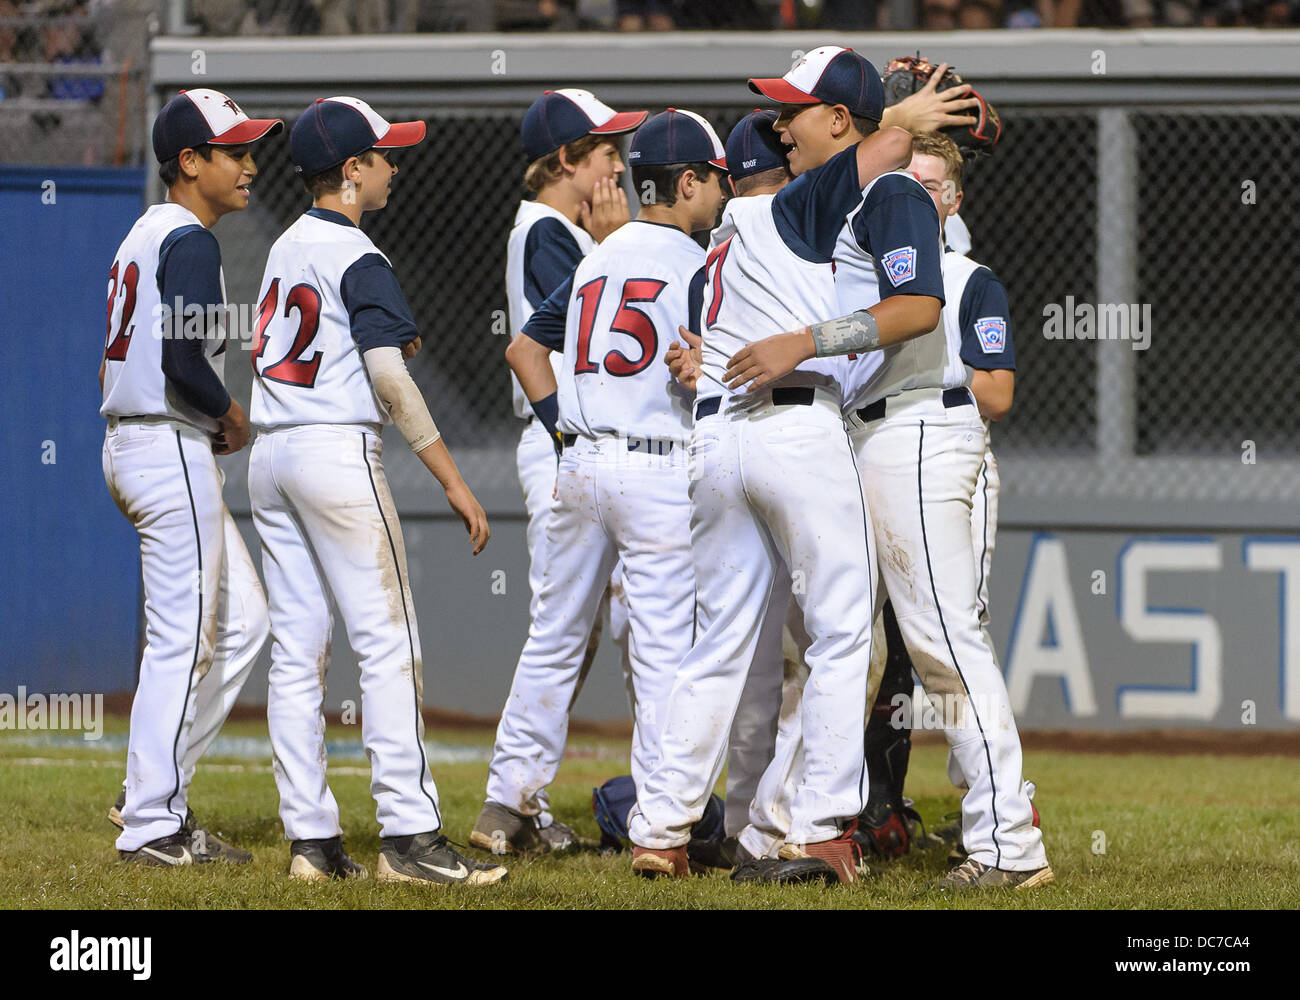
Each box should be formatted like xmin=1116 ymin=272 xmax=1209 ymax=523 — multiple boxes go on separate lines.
xmin=378 ymin=831 xmax=508 ymax=886
xmin=289 ymin=836 xmax=369 ymax=882
xmin=110 ymin=792 xmax=253 ymax=864
xmin=183 ymin=812 xmax=253 ymax=865
xmin=119 ymin=832 xmax=194 ymax=867
xmin=688 ymin=834 xmax=741 ymax=871
xmin=731 ymin=851 xmax=838 ymax=886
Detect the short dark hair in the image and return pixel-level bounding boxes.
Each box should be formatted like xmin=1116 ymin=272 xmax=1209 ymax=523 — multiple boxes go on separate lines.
xmin=734 ymin=165 xmax=790 ymax=196
xmin=300 ymin=149 xmax=378 ymax=198
xmin=158 ymin=145 xmax=213 ymax=188
xmin=849 ymin=113 xmax=880 ymax=140
xmin=632 ymin=161 xmax=722 ymax=208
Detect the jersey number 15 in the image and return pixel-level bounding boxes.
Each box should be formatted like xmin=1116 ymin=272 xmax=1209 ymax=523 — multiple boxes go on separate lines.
xmin=573 ymin=276 xmax=667 ymax=378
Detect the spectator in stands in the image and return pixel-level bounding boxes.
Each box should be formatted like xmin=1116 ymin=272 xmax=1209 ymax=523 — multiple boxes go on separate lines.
xmin=923 ymin=0 xmax=1004 ymax=26
xmin=189 ymin=0 xmax=248 ymax=33
xmin=0 ymin=0 xmax=20 ymax=100
xmin=616 ymin=0 xmax=674 ymax=29
xmin=44 ymin=3 xmax=104 ymax=101
xmin=496 ymin=0 xmax=581 ymax=30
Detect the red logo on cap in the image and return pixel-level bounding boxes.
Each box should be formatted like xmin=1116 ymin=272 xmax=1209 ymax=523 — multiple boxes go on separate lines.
xmin=223 ymin=98 xmax=243 ymax=116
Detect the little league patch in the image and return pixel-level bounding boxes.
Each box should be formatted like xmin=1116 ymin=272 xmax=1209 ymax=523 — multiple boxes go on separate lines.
xmin=881 ymin=245 xmax=917 ymax=287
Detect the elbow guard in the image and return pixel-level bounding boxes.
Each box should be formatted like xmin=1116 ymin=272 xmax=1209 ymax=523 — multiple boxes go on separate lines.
xmin=364 ymin=346 xmax=441 ymax=453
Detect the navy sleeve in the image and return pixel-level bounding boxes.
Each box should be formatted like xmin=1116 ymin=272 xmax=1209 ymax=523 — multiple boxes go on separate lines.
xmin=958 ymin=267 xmax=1015 ymax=370
xmin=157 ymin=226 xmax=231 ymax=419
xmin=520 ymin=273 xmax=572 ymax=352
xmin=686 ymin=264 xmax=707 ymax=338
xmin=523 ymin=218 xmax=584 ymax=309
xmin=340 ymin=254 xmax=420 ymax=352
xmin=770 ymin=144 xmax=863 ymax=263
xmin=851 ymin=174 xmax=945 ymax=303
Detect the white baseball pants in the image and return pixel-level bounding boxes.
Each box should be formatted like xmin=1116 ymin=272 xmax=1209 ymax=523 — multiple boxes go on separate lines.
xmin=734 ymin=600 xmax=890 ymax=859
xmin=102 ymin=419 xmax=268 ymax=852
xmin=516 ymin=417 xmax=632 ymax=827
xmin=487 ymin=434 xmax=694 ymax=816
xmin=850 ymin=390 xmax=1044 ymax=871
xmin=628 ymin=389 xmax=877 ymax=850
xmin=972 ymin=432 xmax=1000 ymax=633
xmin=249 ymin=424 xmax=441 ymax=841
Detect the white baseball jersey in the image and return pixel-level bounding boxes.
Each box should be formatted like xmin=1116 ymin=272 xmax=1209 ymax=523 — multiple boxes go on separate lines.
xmin=696 ymin=195 xmax=842 ymax=401
xmin=553 ymin=219 xmax=700 ymax=441
xmin=946 ymin=212 xmax=972 ymax=256
xmin=505 ymin=200 xmax=596 ymax=419
xmin=834 ymin=170 xmax=956 ymax=413
xmin=944 ymin=248 xmax=1016 ymax=377
xmin=251 ymin=210 xmax=406 ymax=429
xmin=100 ymin=203 xmax=228 ymax=434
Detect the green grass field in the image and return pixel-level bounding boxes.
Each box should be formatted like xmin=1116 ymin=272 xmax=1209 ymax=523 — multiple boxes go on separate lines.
xmin=3 ymin=716 xmax=1297 ymax=910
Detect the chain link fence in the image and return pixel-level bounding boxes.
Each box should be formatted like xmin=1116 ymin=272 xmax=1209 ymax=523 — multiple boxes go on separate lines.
xmin=208 ymin=99 xmax=1300 ymax=506
xmin=11 ymin=18 xmax=1300 ymax=511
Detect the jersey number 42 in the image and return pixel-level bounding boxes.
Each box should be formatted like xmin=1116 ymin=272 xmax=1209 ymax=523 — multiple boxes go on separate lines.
xmin=252 ymin=278 xmax=324 ymax=388
xmin=573 ymin=276 xmax=667 ymax=378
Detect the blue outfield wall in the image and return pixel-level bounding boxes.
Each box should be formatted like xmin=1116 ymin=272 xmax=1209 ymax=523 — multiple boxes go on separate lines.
xmin=0 ymin=166 xmax=145 ymax=693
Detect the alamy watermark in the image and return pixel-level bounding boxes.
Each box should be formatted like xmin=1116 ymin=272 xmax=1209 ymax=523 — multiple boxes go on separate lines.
xmin=1042 ymin=296 xmax=1152 ymax=351
xmin=0 ymin=687 xmax=104 ymax=741
xmin=50 ymin=931 xmax=151 ymax=980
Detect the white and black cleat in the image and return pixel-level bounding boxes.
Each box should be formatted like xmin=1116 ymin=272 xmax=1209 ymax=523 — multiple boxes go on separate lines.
xmin=289 ymin=836 xmax=368 ymax=882
xmin=119 ymin=832 xmax=193 ymax=867
xmin=378 ymin=831 xmax=508 ymax=886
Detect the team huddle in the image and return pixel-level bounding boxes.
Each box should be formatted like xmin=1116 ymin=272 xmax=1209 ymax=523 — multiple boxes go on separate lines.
xmin=98 ymin=44 xmax=1051 ymax=892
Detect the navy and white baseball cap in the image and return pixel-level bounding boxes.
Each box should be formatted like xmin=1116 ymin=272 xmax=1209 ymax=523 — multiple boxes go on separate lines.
xmin=748 ymin=45 xmax=885 ymax=123
xmin=290 ymin=96 xmax=427 ymax=177
xmin=521 ymin=89 xmax=648 ymax=162
xmin=725 ymin=110 xmax=787 ymax=181
xmin=152 ymin=88 xmax=283 ymax=162
xmin=628 ymin=109 xmax=727 ymax=169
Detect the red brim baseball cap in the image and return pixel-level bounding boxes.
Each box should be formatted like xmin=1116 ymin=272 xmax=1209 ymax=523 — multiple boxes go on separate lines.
xmin=521 ymin=89 xmax=648 ymax=162
xmin=374 ymin=119 xmax=427 ymax=147
xmin=746 ymin=77 xmax=819 ymax=104
xmin=291 ymin=96 xmax=428 ymax=175
xmin=152 ymin=88 xmax=284 ymax=162
xmin=747 ymin=45 xmax=885 ymax=122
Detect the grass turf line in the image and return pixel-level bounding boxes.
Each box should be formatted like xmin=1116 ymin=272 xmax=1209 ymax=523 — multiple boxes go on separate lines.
xmin=2 ymin=722 xmax=1297 ymax=910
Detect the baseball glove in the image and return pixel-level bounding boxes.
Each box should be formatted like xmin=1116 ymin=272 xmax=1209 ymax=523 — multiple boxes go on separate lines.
xmin=882 ymin=55 xmax=1002 ymax=158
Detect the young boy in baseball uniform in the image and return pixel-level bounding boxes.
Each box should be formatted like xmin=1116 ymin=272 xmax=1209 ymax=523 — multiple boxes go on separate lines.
xmin=728 ymin=51 xmax=1051 ymax=888
xmin=475 ymin=109 xmax=728 ymax=857
xmin=628 ymin=52 xmax=936 ymax=882
xmin=497 ymin=89 xmax=646 ymax=851
xmin=100 ymin=89 xmax=279 ymax=867
xmin=249 ymin=96 xmax=503 ymax=886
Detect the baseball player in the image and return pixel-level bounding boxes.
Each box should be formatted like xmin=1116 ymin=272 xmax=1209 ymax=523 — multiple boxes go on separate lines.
xmin=476 ymin=109 xmax=727 ymax=855
xmin=498 ymin=88 xmax=646 ymax=849
xmin=99 ymin=89 xmax=278 ymax=867
xmin=627 ymin=49 xmax=938 ymax=882
xmin=864 ymin=132 xmax=1026 ymax=862
xmin=725 ymin=53 xmax=1051 ymax=888
xmin=248 ymin=96 xmax=504 ymax=886
xmin=728 ymin=132 xmax=1030 ymax=876
xmin=664 ymin=83 xmax=983 ymax=875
